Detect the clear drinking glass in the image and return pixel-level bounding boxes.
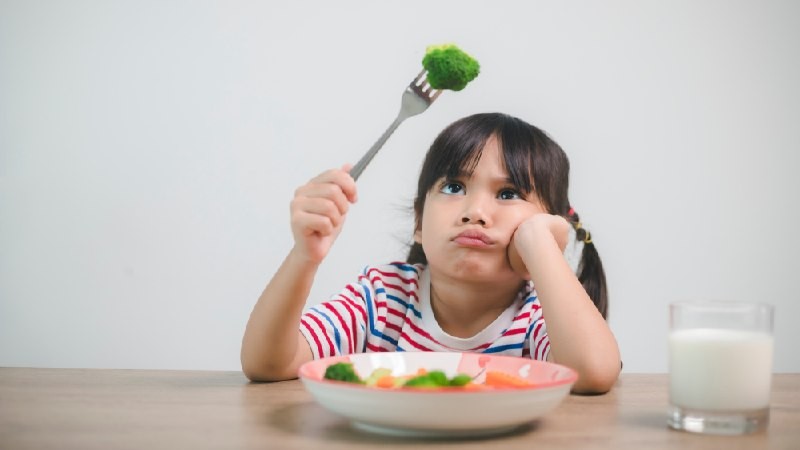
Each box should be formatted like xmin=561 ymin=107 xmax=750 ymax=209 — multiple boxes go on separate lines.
xmin=668 ymin=301 xmax=774 ymax=435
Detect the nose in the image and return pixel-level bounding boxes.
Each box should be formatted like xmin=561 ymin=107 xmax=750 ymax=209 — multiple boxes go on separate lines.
xmin=460 ymin=195 xmax=490 ymax=226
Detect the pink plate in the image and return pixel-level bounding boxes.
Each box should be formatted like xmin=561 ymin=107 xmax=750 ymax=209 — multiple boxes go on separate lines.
xmin=299 ymin=352 xmax=577 ymax=437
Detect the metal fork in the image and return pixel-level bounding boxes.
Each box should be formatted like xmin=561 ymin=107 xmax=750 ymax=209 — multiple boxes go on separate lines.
xmin=349 ymin=70 xmax=442 ymax=181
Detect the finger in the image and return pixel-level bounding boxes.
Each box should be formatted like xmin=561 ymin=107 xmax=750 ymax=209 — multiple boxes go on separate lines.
xmin=302 ymin=173 xmax=357 ymax=206
xmin=294 ymin=183 xmax=351 ymax=217
xmin=292 ymin=210 xmax=336 ymax=237
xmin=295 ymin=197 xmax=346 ymax=228
xmin=315 ymin=166 xmax=357 ymax=204
xmin=333 ymin=166 xmax=357 ymax=203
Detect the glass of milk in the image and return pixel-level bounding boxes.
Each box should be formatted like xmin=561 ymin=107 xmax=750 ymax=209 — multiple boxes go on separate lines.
xmin=668 ymin=301 xmax=774 ymax=434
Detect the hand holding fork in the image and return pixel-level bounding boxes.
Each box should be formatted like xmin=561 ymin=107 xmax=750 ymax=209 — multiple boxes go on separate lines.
xmin=349 ymin=70 xmax=442 ymax=181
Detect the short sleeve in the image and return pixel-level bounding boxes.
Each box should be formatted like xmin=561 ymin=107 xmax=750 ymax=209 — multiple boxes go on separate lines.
xmin=299 ymin=278 xmax=370 ymax=359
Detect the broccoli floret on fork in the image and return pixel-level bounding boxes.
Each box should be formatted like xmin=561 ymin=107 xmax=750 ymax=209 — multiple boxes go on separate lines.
xmin=422 ymin=43 xmax=480 ymax=91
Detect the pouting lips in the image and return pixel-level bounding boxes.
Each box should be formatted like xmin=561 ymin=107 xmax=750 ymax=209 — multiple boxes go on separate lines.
xmin=453 ymin=230 xmax=494 ymax=247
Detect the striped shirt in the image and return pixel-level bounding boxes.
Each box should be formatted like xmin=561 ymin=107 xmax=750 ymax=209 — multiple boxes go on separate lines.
xmin=299 ymin=262 xmax=551 ymax=361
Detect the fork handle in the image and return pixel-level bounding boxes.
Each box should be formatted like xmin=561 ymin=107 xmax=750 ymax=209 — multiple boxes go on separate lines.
xmin=350 ymin=115 xmax=406 ymax=181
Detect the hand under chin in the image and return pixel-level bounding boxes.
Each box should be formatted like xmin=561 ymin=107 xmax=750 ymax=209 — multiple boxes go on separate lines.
xmin=507 ymin=237 xmax=531 ymax=281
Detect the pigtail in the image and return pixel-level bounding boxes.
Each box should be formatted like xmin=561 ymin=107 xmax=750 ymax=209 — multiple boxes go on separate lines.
xmin=568 ymin=209 xmax=608 ymax=319
xmin=407 ymin=242 xmax=426 ymax=265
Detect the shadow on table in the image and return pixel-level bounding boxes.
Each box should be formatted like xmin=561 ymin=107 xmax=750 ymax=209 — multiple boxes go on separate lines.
xmin=266 ymin=401 xmax=539 ymax=444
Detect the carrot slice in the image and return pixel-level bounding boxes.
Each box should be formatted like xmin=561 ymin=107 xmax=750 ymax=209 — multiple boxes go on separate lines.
xmin=376 ymin=375 xmax=396 ymax=389
xmin=483 ymin=370 xmax=534 ymax=388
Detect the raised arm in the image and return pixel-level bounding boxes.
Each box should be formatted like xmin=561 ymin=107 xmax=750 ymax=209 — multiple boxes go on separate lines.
xmin=511 ymin=214 xmax=621 ymax=394
xmin=241 ymin=166 xmax=357 ymax=381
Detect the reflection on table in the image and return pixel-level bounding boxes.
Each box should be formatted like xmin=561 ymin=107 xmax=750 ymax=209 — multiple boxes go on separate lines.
xmin=0 ymin=369 xmax=797 ymax=449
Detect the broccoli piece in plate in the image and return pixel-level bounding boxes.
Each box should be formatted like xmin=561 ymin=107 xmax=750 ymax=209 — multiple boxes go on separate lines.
xmin=403 ymin=370 xmax=449 ymax=388
xmin=323 ymin=362 xmax=363 ymax=384
xmin=448 ymin=373 xmax=473 ymax=387
xmin=422 ymin=43 xmax=480 ymax=91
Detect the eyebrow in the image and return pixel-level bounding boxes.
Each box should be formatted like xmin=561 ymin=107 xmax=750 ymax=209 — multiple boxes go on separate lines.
xmin=449 ymin=170 xmax=517 ymax=185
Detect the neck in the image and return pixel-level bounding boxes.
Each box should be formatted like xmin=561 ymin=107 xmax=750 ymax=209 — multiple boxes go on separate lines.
xmin=428 ymin=270 xmax=525 ymax=338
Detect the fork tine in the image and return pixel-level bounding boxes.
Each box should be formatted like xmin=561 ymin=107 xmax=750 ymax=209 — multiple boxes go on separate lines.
xmin=409 ymin=70 xmax=442 ymax=103
xmin=412 ymin=69 xmax=427 ymax=86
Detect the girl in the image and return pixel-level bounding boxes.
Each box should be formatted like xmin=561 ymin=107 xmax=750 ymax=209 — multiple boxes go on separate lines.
xmin=242 ymin=112 xmax=621 ymax=393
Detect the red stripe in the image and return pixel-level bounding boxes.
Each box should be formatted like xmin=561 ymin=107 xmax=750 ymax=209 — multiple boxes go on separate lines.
xmin=339 ymin=293 xmax=367 ymax=323
xmin=532 ymin=321 xmax=544 ymax=344
xmin=335 ymin=298 xmax=360 ymax=351
xmin=538 ymin=340 xmax=551 ymax=361
xmin=376 ymin=316 xmax=402 ymax=334
xmin=503 ymin=327 xmax=527 ymax=337
xmin=345 ymin=284 xmax=364 ymax=301
xmin=300 ymin=316 xmax=324 ymax=358
xmin=367 ymin=267 xmax=420 ymax=287
xmin=400 ymin=332 xmax=433 ymax=351
xmin=323 ymin=302 xmax=353 ymax=354
xmin=386 ymin=308 xmax=404 ymax=318
xmin=307 ymin=313 xmax=336 ymax=357
xmin=380 ymin=280 xmax=419 ymax=302
xmin=512 ymin=311 xmax=531 ymax=321
xmin=366 ymin=342 xmax=392 ymax=352
xmin=468 ymin=342 xmax=491 ymax=351
xmin=404 ymin=315 xmax=443 ymax=347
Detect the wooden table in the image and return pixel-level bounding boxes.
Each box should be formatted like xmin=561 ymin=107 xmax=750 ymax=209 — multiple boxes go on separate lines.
xmin=0 ymin=368 xmax=797 ymax=449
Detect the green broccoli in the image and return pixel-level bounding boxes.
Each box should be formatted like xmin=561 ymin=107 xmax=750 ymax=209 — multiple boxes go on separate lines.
xmin=448 ymin=373 xmax=473 ymax=387
xmin=402 ymin=370 xmax=473 ymax=388
xmin=422 ymin=44 xmax=480 ymax=91
xmin=403 ymin=370 xmax=449 ymax=388
xmin=323 ymin=362 xmax=363 ymax=384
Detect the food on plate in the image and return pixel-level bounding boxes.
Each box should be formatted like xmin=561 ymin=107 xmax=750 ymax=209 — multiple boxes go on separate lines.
xmin=422 ymin=43 xmax=480 ymax=91
xmin=322 ymin=362 xmax=533 ymax=389
xmin=323 ymin=361 xmax=363 ymax=383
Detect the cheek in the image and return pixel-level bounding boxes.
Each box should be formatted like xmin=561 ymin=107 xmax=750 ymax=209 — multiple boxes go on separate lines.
xmin=506 ymin=203 xmax=545 ymax=228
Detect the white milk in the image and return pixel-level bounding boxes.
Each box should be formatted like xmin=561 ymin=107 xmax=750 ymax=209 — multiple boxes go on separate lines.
xmin=669 ymin=328 xmax=773 ymax=411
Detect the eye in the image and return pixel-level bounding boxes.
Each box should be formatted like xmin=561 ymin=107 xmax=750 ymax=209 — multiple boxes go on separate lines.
xmin=498 ymin=188 xmax=522 ymax=200
xmin=440 ymin=181 xmax=465 ymax=195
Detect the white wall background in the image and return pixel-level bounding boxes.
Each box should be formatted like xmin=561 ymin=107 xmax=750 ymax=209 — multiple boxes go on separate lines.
xmin=2 ymin=0 xmax=799 ymax=373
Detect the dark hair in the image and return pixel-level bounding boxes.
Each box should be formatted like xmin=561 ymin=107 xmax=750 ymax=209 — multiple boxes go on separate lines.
xmin=406 ymin=112 xmax=608 ymax=318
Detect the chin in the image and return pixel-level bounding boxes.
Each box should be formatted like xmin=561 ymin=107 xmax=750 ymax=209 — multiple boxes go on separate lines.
xmin=449 ymin=260 xmax=514 ymax=282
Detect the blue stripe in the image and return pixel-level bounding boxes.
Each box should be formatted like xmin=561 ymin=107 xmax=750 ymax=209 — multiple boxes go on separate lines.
xmin=361 ymin=279 xmax=399 ymax=347
xmin=484 ymin=343 xmax=524 ymax=353
xmin=362 ymin=282 xmax=376 ymax=337
xmin=380 ymin=332 xmax=399 ymax=347
xmin=391 ymin=263 xmax=419 ymax=273
xmin=386 ymin=294 xmax=422 ymax=319
xmin=524 ymin=321 xmax=535 ymax=342
xmin=310 ymin=306 xmax=342 ymax=354
xmin=360 ymin=324 xmax=366 ymax=352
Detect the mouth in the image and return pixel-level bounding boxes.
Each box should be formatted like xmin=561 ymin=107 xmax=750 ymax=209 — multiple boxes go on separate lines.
xmin=453 ymin=230 xmax=495 ymax=248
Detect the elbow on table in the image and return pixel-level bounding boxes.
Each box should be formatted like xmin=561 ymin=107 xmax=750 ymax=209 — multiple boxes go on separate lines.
xmin=241 ymin=356 xmax=298 ymax=383
xmin=570 ymin=361 xmax=621 ymax=395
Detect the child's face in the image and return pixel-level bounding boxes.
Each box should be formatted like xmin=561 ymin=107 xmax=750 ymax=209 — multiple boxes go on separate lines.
xmin=414 ymin=136 xmax=545 ymax=281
